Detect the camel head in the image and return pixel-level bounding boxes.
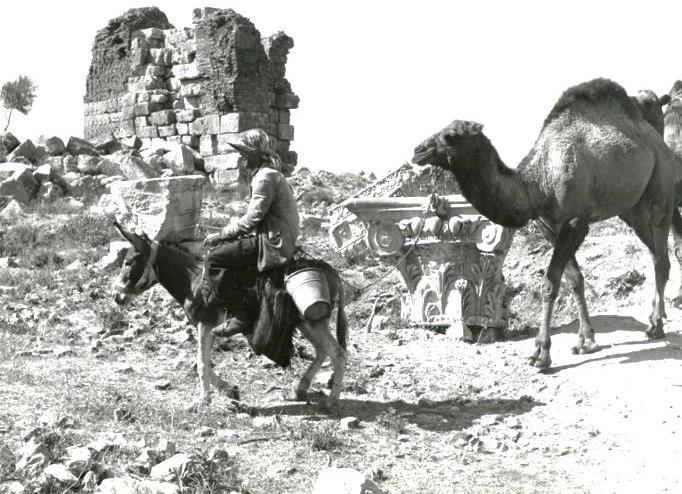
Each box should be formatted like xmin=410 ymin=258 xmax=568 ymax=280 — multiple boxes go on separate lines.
xmin=632 ymin=90 xmax=670 ymax=136
xmin=412 ymin=120 xmax=485 ymax=169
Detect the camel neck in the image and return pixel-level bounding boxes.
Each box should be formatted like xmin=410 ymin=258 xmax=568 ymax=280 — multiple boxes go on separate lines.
xmin=451 ymin=140 xmax=538 ymax=228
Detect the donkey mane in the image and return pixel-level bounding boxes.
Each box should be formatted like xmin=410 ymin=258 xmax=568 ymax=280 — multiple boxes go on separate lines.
xmin=159 ymin=239 xmax=204 ymax=262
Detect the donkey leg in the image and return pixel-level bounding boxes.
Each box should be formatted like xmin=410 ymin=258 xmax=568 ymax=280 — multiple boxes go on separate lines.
xmin=196 ymin=323 xmax=214 ymax=403
xmin=295 ymin=323 xmax=327 ymax=402
xmin=529 ymin=218 xmax=588 ymax=369
xmin=670 ymin=208 xmax=682 ymax=308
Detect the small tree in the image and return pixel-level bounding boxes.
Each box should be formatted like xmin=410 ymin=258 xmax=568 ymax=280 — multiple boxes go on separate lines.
xmin=1 ymin=75 xmax=37 ymax=132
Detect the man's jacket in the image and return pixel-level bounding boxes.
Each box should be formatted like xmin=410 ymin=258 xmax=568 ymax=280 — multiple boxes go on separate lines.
xmin=222 ymin=166 xmax=300 ymax=271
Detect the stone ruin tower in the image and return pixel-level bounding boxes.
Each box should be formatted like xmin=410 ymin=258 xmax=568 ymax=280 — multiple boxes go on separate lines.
xmin=83 ymin=7 xmax=299 ymax=187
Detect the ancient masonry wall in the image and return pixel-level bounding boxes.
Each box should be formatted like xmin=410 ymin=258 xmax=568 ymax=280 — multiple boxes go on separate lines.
xmin=84 ymin=7 xmax=299 ymax=182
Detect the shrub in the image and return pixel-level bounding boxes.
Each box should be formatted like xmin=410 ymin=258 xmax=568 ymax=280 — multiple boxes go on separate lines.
xmin=56 ymin=213 xmax=112 ymax=248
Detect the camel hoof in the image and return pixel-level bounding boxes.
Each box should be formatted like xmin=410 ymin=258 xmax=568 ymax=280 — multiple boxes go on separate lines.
xmin=572 ymin=340 xmax=599 ymax=355
xmin=532 ymin=354 xmax=552 ymax=370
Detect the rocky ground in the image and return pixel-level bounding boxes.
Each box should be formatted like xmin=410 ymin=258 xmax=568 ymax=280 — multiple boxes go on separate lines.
xmin=1 ymin=170 xmax=682 ymax=493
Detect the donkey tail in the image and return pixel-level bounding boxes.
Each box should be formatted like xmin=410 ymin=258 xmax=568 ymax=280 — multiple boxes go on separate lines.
xmin=335 ymin=279 xmax=348 ymax=350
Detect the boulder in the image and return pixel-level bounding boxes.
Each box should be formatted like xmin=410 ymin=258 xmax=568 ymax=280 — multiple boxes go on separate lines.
xmin=149 ymin=453 xmax=192 ymax=482
xmin=0 ymin=164 xmax=39 ymax=203
xmin=120 ymin=154 xmax=161 ymax=180
xmin=69 ymin=175 xmax=105 ymax=197
xmin=39 ymin=136 xmax=66 ymax=156
xmin=93 ymin=133 xmax=121 ymax=154
xmin=66 ymin=136 xmax=99 ymax=156
xmin=98 ymin=158 xmax=123 ymax=176
xmin=63 ymin=446 xmax=93 ymax=475
xmin=61 ymin=197 xmax=85 ymax=213
xmin=111 ymin=176 xmax=205 ymax=241
xmin=33 ymin=164 xmax=53 ymax=184
xmin=43 ymin=463 xmax=79 ymax=484
xmin=77 ymin=154 xmax=101 ymax=174
xmin=63 ymin=155 xmax=78 ymax=173
xmin=8 ymin=140 xmax=39 ymax=164
xmin=46 ymin=156 xmax=65 ymax=175
xmin=312 ymin=467 xmax=386 ymax=494
xmin=0 ymin=197 xmax=22 ymax=220
xmin=1 ymin=132 xmax=20 ymax=153
xmin=37 ymin=182 xmax=64 ymax=202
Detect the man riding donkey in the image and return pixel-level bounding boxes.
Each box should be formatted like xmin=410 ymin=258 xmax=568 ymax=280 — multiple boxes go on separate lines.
xmin=200 ymin=129 xmax=300 ymax=338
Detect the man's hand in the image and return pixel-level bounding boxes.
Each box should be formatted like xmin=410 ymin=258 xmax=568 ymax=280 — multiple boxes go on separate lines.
xmin=203 ymin=232 xmax=224 ymax=247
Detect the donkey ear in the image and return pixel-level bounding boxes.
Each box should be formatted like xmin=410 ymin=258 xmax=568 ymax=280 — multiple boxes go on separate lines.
xmin=113 ymin=220 xmax=148 ymax=252
xmin=660 ymin=94 xmax=671 ymax=106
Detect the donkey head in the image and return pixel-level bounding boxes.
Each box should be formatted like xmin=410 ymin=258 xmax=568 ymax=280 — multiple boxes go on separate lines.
xmin=113 ymin=220 xmax=159 ymax=305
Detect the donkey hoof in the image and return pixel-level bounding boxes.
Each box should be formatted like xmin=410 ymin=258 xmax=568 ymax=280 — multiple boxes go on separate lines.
xmin=645 ymin=323 xmax=665 ymax=340
xmin=319 ymin=399 xmax=340 ymax=415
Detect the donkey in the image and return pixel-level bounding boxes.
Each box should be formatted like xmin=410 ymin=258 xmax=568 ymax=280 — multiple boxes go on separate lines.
xmin=112 ymin=221 xmax=348 ymax=412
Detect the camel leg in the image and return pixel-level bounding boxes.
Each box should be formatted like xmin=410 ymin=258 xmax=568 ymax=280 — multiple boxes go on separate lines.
xmin=299 ymin=319 xmax=346 ymax=413
xmin=670 ymin=208 xmax=682 ymax=308
xmin=534 ymin=220 xmax=596 ymax=354
xmin=529 ymin=217 xmax=589 ymax=369
xmin=620 ymin=202 xmax=671 ymax=339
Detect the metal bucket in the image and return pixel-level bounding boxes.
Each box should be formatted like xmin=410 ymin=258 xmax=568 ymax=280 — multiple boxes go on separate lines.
xmin=285 ymin=268 xmax=331 ymax=321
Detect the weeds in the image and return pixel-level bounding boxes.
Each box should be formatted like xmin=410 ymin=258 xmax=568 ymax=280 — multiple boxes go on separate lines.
xmin=607 ymin=270 xmax=646 ymax=298
xmin=377 ymin=408 xmax=409 ymax=434
xmin=303 ymin=422 xmax=343 ymax=452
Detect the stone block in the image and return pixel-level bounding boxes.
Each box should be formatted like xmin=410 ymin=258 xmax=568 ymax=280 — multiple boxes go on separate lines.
xmin=69 ymin=175 xmax=106 ymax=197
xmin=150 ymin=48 xmax=172 ymax=66
xmin=213 ymin=167 xmax=240 ymax=188
xmin=0 ymin=164 xmax=39 ymax=203
xmin=199 ymin=135 xmax=218 ymax=156
xmin=162 ymin=143 xmax=196 ymax=174
xmin=279 ymin=109 xmax=291 ymax=125
xmin=277 ymin=124 xmax=295 ymax=141
xmin=176 ymin=109 xmax=199 ymax=123
xmin=220 ymin=113 xmax=244 ymax=134
xmin=111 ymin=176 xmax=206 ymax=241
xmin=166 ymin=136 xmax=182 ymax=145
xmin=134 ymin=102 xmax=151 ymax=116
xmin=63 ymin=155 xmax=78 ymax=173
xmin=138 ymin=126 xmax=159 ymax=139
xmin=33 ymin=164 xmax=53 ymax=183
xmin=1 ymin=132 xmax=20 ymax=153
xmin=135 ymin=116 xmax=149 ymax=128
xmin=93 ymin=133 xmax=121 ymax=154
xmin=119 ymin=119 xmax=136 ymax=137
xmin=99 ymin=158 xmax=123 ymax=176
xmin=158 ymin=125 xmax=177 ymax=137
xmin=150 ymin=93 xmax=169 ymax=104
xmin=173 ymin=63 xmax=201 ymax=80
xmin=176 ymin=123 xmax=189 ymax=135
xmin=8 ymin=140 xmax=39 ymax=164
xmin=203 ymin=153 xmax=241 ymax=173
xmin=137 ymin=92 xmax=151 ymax=103
xmin=120 ymin=155 xmax=162 ymax=180
xmin=149 ymin=110 xmax=177 ymax=126
xmin=66 ymin=137 xmax=99 ymax=156
xmin=77 ymin=155 xmax=102 ymax=174
xmin=190 ymin=114 xmax=220 ymax=135
xmin=0 ymin=197 xmax=22 ymax=220
xmin=181 ymin=136 xmax=200 ymax=149
xmin=178 ymin=81 xmax=203 ymax=97
xmin=276 ymin=93 xmax=300 ymax=109
xmin=182 ymin=96 xmax=201 ymax=109
xmin=46 ymin=156 xmax=65 ymax=175
xmin=40 ymin=136 xmax=66 ymax=156
xmin=276 ymin=139 xmax=290 ymax=155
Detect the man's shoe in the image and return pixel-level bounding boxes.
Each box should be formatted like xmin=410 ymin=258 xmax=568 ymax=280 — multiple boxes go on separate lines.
xmin=212 ymin=316 xmax=252 ymax=337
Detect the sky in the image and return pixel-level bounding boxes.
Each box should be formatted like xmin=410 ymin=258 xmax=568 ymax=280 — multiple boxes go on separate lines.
xmin=2 ymin=0 xmax=682 ymax=175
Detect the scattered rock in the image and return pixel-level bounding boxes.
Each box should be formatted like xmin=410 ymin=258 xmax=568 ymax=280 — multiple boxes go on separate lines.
xmin=0 ymin=163 xmax=39 ymax=203
xmin=41 ymin=136 xmax=66 ymax=156
xmin=154 ymin=379 xmax=172 ymax=390
xmin=43 ymin=463 xmax=79 ymax=484
xmin=8 ymin=140 xmax=39 ymax=164
xmin=61 ymin=197 xmax=85 ymax=213
xmin=340 ymin=417 xmax=360 ymax=430
xmin=149 ymin=453 xmax=192 ymax=481
xmin=252 ymin=415 xmax=281 ymax=429
xmin=1 ymin=132 xmax=20 ymax=153
xmin=0 ymin=481 xmax=25 ymax=493
xmin=313 ymin=467 xmax=386 ymax=494
xmin=114 ymin=407 xmax=132 ymax=422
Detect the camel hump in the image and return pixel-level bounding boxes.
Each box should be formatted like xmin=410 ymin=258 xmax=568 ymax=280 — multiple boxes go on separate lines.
xmin=543 ymin=78 xmax=639 ymax=128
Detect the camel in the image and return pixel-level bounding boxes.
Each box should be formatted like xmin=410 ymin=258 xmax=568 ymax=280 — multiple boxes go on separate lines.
xmin=661 ymin=80 xmax=682 ymax=307
xmin=411 ymin=78 xmax=678 ymax=369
